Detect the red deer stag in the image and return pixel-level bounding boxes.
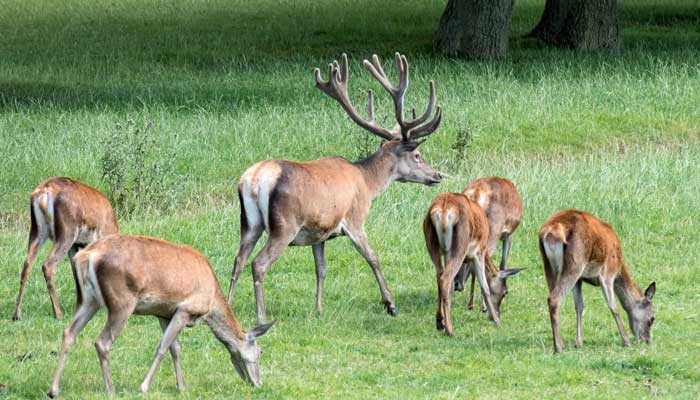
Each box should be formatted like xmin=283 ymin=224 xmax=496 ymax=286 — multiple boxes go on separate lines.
xmin=227 ymin=53 xmax=443 ymax=322
xmin=539 ymin=210 xmax=656 ymax=353
xmin=13 ymin=177 xmax=118 ymax=320
xmin=424 ymin=193 xmax=524 ymax=336
xmin=48 ymin=235 xmax=274 ymax=398
xmin=455 ymin=177 xmax=523 ymax=311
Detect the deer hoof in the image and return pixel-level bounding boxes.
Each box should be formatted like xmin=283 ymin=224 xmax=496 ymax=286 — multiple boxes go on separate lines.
xmin=384 ymin=302 xmax=398 ymax=317
xmin=453 ymin=281 xmax=464 ymax=292
xmin=436 ymin=317 xmax=444 ymax=331
xmin=12 ymin=314 xmax=20 ymax=321
xmin=47 ymin=390 xmax=58 ymax=399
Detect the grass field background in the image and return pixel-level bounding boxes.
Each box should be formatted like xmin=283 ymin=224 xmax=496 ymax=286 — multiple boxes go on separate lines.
xmin=1 ymin=0 xmax=699 ymax=398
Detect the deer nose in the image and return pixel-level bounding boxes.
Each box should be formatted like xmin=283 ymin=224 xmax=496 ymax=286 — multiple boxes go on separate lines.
xmin=435 ymin=172 xmax=443 ymax=181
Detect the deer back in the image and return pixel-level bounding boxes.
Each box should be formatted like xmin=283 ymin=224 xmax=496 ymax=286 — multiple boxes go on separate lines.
xmin=240 ymin=157 xmax=374 ymax=232
xmin=539 ymin=210 xmax=626 ymax=278
xmin=33 ymin=177 xmax=118 ymax=240
xmin=464 ymin=177 xmax=522 ymax=239
xmin=74 ymin=235 xmax=220 ymax=316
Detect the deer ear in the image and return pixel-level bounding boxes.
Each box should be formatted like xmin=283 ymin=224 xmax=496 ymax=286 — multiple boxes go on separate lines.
xmin=498 ymin=268 xmax=525 ymax=279
xmin=644 ymin=282 xmax=656 ymax=300
xmin=247 ymin=320 xmax=275 ymax=342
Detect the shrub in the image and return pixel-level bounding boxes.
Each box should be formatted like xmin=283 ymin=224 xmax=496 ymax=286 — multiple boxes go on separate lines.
xmin=100 ymin=119 xmax=183 ymax=217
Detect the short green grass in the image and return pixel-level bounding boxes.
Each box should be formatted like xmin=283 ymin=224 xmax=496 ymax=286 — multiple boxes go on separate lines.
xmin=1 ymin=0 xmax=700 ymax=398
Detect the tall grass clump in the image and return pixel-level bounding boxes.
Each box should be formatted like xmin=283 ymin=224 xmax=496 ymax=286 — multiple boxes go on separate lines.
xmin=100 ymin=119 xmax=183 ymax=218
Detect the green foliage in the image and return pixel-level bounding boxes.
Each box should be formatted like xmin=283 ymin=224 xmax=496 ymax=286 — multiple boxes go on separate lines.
xmin=100 ymin=119 xmax=183 ymax=218
xmin=0 ymin=0 xmax=699 ymax=399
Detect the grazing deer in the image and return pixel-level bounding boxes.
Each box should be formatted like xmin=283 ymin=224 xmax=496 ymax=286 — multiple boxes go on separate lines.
xmin=227 ymin=53 xmax=443 ymax=322
xmin=539 ymin=210 xmax=656 ymax=353
xmin=423 ymin=193 xmax=524 ymax=336
xmin=13 ymin=177 xmax=118 ymax=321
xmin=454 ymin=177 xmax=523 ymax=312
xmin=48 ymin=235 xmax=274 ymax=398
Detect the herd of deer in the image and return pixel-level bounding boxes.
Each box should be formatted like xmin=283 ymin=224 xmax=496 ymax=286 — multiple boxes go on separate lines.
xmin=9 ymin=53 xmax=656 ymax=397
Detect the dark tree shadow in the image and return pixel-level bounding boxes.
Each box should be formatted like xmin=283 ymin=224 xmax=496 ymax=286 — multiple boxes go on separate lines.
xmin=1 ymin=0 xmax=698 ymax=112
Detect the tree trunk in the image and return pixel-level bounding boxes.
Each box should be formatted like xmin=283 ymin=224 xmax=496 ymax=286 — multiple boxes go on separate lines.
xmin=530 ymin=0 xmax=620 ymax=50
xmin=434 ymin=0 xmax=515 ymax=59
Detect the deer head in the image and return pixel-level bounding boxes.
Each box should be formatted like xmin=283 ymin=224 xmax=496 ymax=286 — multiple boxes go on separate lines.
xmin=629 ymin=282 xmax=656 ymax=343
xmin=314 ymin=53 xmax=443 ymax=186
xmin=230 ymin=321 xmax=275 ymax=387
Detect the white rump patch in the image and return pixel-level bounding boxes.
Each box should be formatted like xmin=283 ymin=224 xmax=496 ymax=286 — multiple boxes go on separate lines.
xmin=85 ymin=253 xmax=107 ymax=308
xmin=542 ymin=234 xmax=564 ymax=274
xmin=257 ymin=171 xmax=278 ymax=232
xmin=432 ymin=209 xmax=455 ymax=256
xmin=240 ymin=181 xmax=263 ymax=231
xmin=32 ymin=194 xmax=50 ymax=241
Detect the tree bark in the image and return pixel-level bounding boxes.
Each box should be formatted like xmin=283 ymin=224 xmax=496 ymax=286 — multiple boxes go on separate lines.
xmin=530 ymin=0 xmax=620 ymax=50
xmin=434 ymin=0 xmax=515 ymax=59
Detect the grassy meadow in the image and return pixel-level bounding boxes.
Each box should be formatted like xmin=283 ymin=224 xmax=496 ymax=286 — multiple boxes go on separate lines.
xmin=1 ymin=0 xmax=700 ymax=398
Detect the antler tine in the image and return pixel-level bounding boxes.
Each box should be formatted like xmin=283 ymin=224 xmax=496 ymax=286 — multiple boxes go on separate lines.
xmin=339 ymin=54 xmax=349 ymax=85
xmin=364 ymin=56 xmax=392 ymax=93
xmin=368 ymin=90 xmax=376 ymax=123
xmin=371 ymin=54 xmax=388 ymax=81
xmin=314 ymin=54 xmax=397 ymax=141
xmin=396 ymin=53 xmax=409 ymax=93
xmin=363 ymin=53 xmax=411 ymax=138
xmin=408 ymin=105 xmax=442 ymax=140
xmin=403 ymin=80 xmax=436 ymax=129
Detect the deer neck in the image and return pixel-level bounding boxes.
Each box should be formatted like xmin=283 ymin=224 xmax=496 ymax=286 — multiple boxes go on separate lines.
xmin=614 ymin=265 xmax=644 ymax=314
xmin=354 ymin=148 xmax=398 ymax=198
xmin=204 ymin=296 xmax=247 ymax=352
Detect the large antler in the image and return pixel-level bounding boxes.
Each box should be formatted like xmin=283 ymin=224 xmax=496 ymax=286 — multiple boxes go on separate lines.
xmin=314 ymin=54 xmax=396 ymax=141
xmin=314 ymin=52 xmax=442 ymax=142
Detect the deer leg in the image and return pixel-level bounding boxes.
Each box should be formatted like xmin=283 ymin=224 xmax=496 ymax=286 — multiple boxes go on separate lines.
xmin=548 ymin=290 xmax=565 ymax=354
xmin=312 ymin=243 xmax=327 ymax=315
xmin=572 ymin=280 xmax=584 ymax=348
xmin=158 ymin=317 xmax=185 ymax=391
xmin=426 ymin=243 xmax=444 ymax=330
xmin=453 ymin=263 xmax=467 ymax=292
xmin=68 ymin=245 xmax=83 ymax=312
xmin=474 ymin=256 xmax=500 ymax=327
xmin=439 ymin=258 xmax=463 ymax=336
xmin=42 ymin=231 xmax=78 ymax=320
xmin=251 ymin=234 xmax=294 ymax=324
xmin=465 ymin=267 xmax=476 ymax=310
xmin=345 ymin=227 xmax=396 ymax=316
xmin=435 ymin=271 xmax=444 ymax=330
xmin=600 ymin=277 xmax=631 ymax=347
xmin=95 ymin=305 xmax=134 ymax=396
xmin=228 ymin=222 xmax=264 ymax=304
xmin=547 ymin=271 xmax=580 ymax=353
xmin=13 ymin=227 xmax=48 ymax=321
xmin=141 ymin=311 xmax=190 ymax=393
xmin=48 ymin=300 xmax=99 ymax=398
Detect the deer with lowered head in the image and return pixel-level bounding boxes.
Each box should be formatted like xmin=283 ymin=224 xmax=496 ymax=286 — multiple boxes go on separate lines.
xmin=539 ymin=209 xmax=656 ymax=353
xmin=424 ymin=192 xmax=524 ymax=336
xmin=48 ymin=235 xmax=274 ymax=398
xmin=13 ymin=177 xmax=118 ymax=321
xmin=227 ymin=53 xmax=443 ymax=322
xmin=454 ymin=177 xmax=523 ymax=311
